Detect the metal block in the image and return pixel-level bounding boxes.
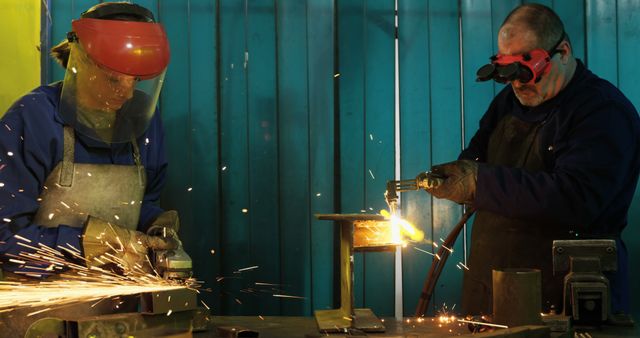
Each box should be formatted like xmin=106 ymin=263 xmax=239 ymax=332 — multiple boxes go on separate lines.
xmin=139 ymin=288 xmax=198 ymax=314
xmin=552 ymin=240 xmax=617 ymax=273
xmin=541 ymin=314 xmax=571 ymax=333
xmin=73 ymin=308 xmax=209 ymax=337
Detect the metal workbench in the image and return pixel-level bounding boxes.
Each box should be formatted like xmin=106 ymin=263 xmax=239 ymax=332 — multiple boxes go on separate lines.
xmin=199 ymin=316 xmax=640 ymax=338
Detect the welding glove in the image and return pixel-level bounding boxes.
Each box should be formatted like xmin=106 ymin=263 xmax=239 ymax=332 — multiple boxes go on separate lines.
xmin=82 ymin=216 xmax=178 ymax=274
xmin=146 ymin=210 xmax=182 ymax=247
xmin=424 ymin=160 xmax=478 ymax=205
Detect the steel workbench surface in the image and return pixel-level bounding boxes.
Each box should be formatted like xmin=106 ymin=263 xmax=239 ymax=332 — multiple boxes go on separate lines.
xmin=196 ymin=316 xmax=640 ymax=338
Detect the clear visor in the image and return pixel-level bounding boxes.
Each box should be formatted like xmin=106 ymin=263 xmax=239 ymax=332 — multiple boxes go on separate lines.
xmin=59 ymin=43 xmax=164 ymax=143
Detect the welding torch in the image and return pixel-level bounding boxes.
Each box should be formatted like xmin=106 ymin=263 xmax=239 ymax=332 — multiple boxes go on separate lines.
xmin=384 ymin=171 xmax=446 ymax=214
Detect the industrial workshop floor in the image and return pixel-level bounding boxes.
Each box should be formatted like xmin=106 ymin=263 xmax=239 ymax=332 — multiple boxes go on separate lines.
xmin=199 ymin=316 xmax=640 ymax=338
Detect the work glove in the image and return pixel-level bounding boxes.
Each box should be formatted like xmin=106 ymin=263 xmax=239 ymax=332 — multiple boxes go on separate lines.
xmin=146 ymin=210 xmax=181 ymax=244
xmin=82 ymin=216 xmax=178 ymax=274
xmin=424 ymin=160 xmax=478 ymax=205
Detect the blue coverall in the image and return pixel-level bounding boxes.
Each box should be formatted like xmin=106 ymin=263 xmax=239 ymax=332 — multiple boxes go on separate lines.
xmin=0 ymin=82 xmax=168 ymax=273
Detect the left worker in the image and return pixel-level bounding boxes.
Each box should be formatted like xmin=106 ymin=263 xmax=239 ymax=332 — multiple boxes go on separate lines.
xmin=0 ymin=2 xmax=182 ymax=278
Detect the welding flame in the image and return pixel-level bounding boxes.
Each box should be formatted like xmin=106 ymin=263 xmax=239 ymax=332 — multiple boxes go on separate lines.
xmin=379 ymin=209 xmax=425 ymax=243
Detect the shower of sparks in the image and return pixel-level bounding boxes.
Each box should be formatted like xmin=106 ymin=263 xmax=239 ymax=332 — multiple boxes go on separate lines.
xmin=440 ymin=243 xmax=453 ymax=253
xmin=235 ymin=265 xmax=259 ymax=273
xmin=0 ymin=235 xmax=199 ymax=315
xmin=241 ymin=208 xmax=248 ymax=213
xmin=457 ymin=319 xmax=508 ymax=329
xmin=334 ymin=73 xmax=340 ymax=78
xmin=273 ymin=294 xmax=305 ymax=299
xmin=368 ymin=169 xmax=375 ymax=179
xmin=414 ymin=247 xmax=440 ymax=260
xmin=457 ymin=262 xmax=469 ymax=270
xmin=187 ymin=187 xmax=193 ymax=192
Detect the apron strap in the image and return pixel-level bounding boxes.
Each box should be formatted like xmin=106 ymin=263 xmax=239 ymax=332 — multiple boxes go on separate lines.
xmin=60 ymin=126 xmax=75 ymax=187
xmin=131 ymin=139 xmax=145 ymax=187
xmin=59 ymin=126 xmax=145 ymax=188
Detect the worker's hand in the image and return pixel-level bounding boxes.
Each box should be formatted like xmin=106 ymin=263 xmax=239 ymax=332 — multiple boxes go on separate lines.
xmin=146 ymin=210 xmax=182 ymax=249
xmin=82 ymin=216 xmax=178 ymax=274
xmin=424 ymin=160 xmax=478 ymax=205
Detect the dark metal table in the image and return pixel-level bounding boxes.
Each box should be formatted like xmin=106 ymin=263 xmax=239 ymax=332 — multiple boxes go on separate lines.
xmin=197 ymin=316 xmax=640 ymax=338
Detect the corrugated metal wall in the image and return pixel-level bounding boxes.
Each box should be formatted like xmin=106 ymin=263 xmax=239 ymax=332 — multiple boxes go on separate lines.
xmin=46 ymin=0 xmax=640 ymax=316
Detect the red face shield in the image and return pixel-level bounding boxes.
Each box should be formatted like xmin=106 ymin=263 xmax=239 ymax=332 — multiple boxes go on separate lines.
xmin=71 ymin=18 xmax=170 ymax=80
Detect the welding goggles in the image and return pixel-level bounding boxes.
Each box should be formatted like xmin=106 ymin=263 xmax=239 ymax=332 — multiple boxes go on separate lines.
xmin=476 ymin=34 xmax=565 ymax=85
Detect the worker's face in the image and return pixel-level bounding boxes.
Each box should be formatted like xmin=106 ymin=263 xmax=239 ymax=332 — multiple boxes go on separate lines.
xmin=498 ymin=25 xmax=571 ymax=107
xmin=75 ymin=53 xmax=137 ymax=113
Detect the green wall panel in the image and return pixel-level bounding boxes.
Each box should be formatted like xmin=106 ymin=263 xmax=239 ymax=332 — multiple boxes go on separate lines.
xmin=276 ymin=0 xmax=313 ymax=315
xmin=586 ymin=0 xmax=618 ymax=84
xmin=337 ymin=0 xmax=367 ymax=309
xmin=246 ymin=0 xmax=280 ymax=316
xmin=218 ymin=0 xmax=251 ymax=315
xmin=554 ymin=0 xmax=586 ymax=62
xmin=398 ymin=0 xmax=432 ymax=316
xmin=307 ymin=0 xmax=336 ymax=313
xmin=186 ymin=0 xmax=220 ymax=314
xmin=617 ymin=0 xmax=640 ymax=315
xmin=363 ymin=0 xmax=396 ymax=317
xmin=427 ymin=0 xmax=464 ymax=312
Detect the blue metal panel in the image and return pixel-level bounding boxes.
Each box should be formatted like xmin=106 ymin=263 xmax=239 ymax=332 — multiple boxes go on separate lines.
xmin=337 ymin=0 xmax=367 ymax=309
xmin=185 ymin=0 xmax=220 ymax=314
xmin=307 ymin=0 xmax=335 ymax=313
xmin=246 ymin=0 xmax=280 ymax=316
xmin=218 ymin=0 xmax=251 ymax=315
xmin=398 ymin=0 xmax=432 ymax=316
xmin=276 ymin=0 xmax=312 ymax=316
xmin=428 ymin=0 xmax=464 ymax=313
xmin=586 ymin=0 xmax=618 ymax=84
xmin=363 ymin=0 xmax=396 ymax=317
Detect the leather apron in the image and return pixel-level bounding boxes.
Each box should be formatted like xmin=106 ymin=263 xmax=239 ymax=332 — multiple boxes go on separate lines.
xmin=461 ymin=111 xmax=571 ymax=316
xmin=33 ymin=126 xmax=145 ymax=230
xmin=0 ymin=127 xmax=146 ymax=336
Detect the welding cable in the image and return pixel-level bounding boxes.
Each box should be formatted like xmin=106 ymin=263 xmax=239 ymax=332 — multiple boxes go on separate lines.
xmin=414 ymin=207 xmax=476 ymax=317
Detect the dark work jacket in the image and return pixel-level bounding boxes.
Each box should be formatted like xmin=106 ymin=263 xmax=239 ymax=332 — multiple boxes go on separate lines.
xmin=460 ymin=60 xmax=640 ymax=313
xmin=0 ymin=82 xmax=168 ymax=274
